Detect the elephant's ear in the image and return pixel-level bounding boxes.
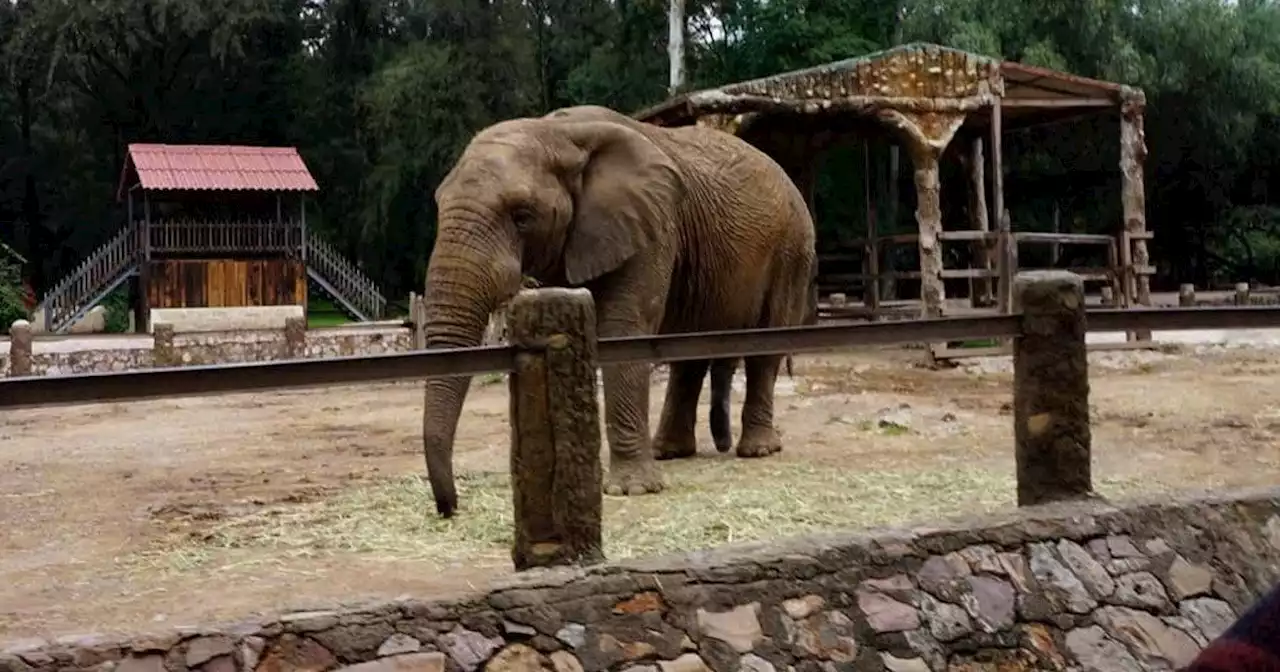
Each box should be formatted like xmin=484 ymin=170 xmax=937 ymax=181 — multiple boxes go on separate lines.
xmin=555 ymin=120 xmax=684 ymax=286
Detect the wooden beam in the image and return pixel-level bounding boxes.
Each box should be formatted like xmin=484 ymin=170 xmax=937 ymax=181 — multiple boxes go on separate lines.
xmin=991 ymin=101 xmax=1011 ymax=313
xmin=1000 ymin=98 xmax=1115 ymax=109
xmin=966 ymin=137 xmax=993 ymax=307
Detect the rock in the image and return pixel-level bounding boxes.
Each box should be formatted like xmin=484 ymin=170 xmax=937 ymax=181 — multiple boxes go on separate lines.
xmin=1064 ymin=626 xmax=1143 ymax=672
xmin=1143 ymin=538 xmax=1173 ymax=557
xmin=1058 ymin=540 xmax=1116 ymax=598
xmin=880 ymin=653 xmax=930 ymax=672
xmin=505 ymin=622 xmax=538 ymax=638
xmin=781 ymin=595 xmax=824 ymax=620
xmin=204 ymin=654 xmax=238 ymax=672
xmin=1180 ymin=598 xmax=1237 ymax=641
xmin=961 ymin=575 xmax=1016 ymax=633
xmin=186 ymin=636 xmax=235 ymax=667
xmin=1110 ymin=572 xmax=1172 ymax=612
xmin=857 ymin=588 xmax=921 ymax=633
xmin=998 ymin=553 xmax=1034 ymax=593
xmin=959 ymin=545 xmax=1004 ymax=575
xmin=442 ymin=627 xmax=504 ymax=672
xmin=1028 ymin=542 xmax=1097 ymax=614
xmin=378 ymin=634 xmax=423 ymax=657
xmin=903 ymin=630 xmax=947 ymax=672
xmin=657 ymin=654 xmax=711 ymax=672
xmin=339 ymin=653 xmax=449 ymax=672
xmin=1087 ymin=539 xmax=1112 ymax=562
xmin=485 ymin=644 xmax=550 ymax=672
xmin=614 ymin=593 xmax=665 ymax=614
xmin=597 ymin=634 xmax=656 ymax=663
xmin=242 ymin=636 xmax=266 ymax=672
xmin=1094 ymin=606 xmax=1200 ymax=669
xmin=877 ymin=407 xmax=912 ymax=432
xmin=920 ymin=594 xmax=972 ymax=642
xmin=1162 ymin=617 xmax=1209 ymax=647
xmin=549 ymin=652 xmax=584 ymax=672
xmin=1267 ymin=515 xmax=1280 ymax=551
xmin=793 ymin=610 xmax=859 ymax=663
xmin=1164 ymin=556 xmax=1215 ymax=600
xmin=696 ymin=603 xmax=763 ymax=653
xmin=257 ymin=634 xmax=340 ymax=672
xmin=555 ymin=625 xmax=586 ymax=649
xmin=1105 ymin=558 xmax=1151 ymax=576
xmin=739 ymin=653 xmax=776 ymax=672
xmin=1107 ymin=536 xmax=1144 ymax=558
xmin=917 ymin=553 xmax=972 ymax=602
xmin=114 ymin=655 xmax=166 ymax=672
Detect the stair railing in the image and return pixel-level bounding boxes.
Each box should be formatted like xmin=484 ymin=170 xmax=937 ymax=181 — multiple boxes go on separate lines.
xmin=39 ymin=225 xmax=141 ymax=332
xmin=305 ymin=234 xmax=387 ymax=321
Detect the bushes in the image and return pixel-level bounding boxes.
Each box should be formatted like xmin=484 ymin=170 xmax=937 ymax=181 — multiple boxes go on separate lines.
xmin=0 ymin=255 xmax=28 ymax=334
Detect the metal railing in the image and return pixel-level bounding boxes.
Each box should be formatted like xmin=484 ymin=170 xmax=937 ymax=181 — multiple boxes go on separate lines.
xmin=36 ymin=225 xmax=141 ymax=333
xmin=305 ymin=234 xmax=387 ymax=322
xmin=4 ymin=304 xmax=1280 ymax=410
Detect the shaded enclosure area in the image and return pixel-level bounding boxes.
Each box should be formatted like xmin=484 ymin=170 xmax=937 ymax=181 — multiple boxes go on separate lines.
xmin=635 ymin=43 xmax=1154 ymax=334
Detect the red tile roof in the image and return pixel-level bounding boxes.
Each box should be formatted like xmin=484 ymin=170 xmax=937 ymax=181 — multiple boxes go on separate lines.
xmin=119 ymin=143 xmax=320 ymax=198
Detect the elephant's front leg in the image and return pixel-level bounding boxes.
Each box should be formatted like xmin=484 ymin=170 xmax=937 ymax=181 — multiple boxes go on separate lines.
xmin=736 ymin=354 xmax=784 ymax=458
xmin=594 ymin=263 xmax=672 ymax=497
xmin=653 ymin=359 xmax=711 ymax=460
xmin=600 ymin=358 xmax=665 ymax=495
xmin=709 ymin=358 xmax=737 ymax=453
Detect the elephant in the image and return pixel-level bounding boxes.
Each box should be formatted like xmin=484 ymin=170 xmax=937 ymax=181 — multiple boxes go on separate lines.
xmin=706 ymin=277 xmax=818 ymax=452
xmin=419 ymin=104 xmax=817 ymax=518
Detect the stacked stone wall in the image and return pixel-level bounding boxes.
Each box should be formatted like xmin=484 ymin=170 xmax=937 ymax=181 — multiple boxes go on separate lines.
xmin=4 ymin=488 xmax=1280 ymax=672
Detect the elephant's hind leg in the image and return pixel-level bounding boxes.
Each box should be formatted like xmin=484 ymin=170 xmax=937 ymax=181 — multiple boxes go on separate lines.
xmin=735 ymin=354 xmax=784 ymax=458
xmin=654 ymin=359 xmax=711 ymax=460
xmin=709 ymin=358 xmax=736 ymax=452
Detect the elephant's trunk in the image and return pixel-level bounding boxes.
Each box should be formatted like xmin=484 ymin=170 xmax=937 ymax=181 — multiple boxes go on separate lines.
xmin=421 ymin=217 xmax=520 ymax=518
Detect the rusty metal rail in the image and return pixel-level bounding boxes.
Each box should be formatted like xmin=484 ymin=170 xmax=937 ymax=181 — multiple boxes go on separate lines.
xmin=3 ymin=306 xmax=1280 ymax=410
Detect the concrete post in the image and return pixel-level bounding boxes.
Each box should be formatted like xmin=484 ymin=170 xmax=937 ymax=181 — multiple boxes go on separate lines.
xmin=507 ymin=287 xmax=604 ymax=570
xmin=153 ymin=323 xmax=176 ymax=367
xmin=1013 ymin=271 xmax=1092 ymax=506
xmin=9 ymin=320 xmax=33 ymax=377
xmin=1179 ymin=283 xmax=1196 ymax=307
xmin=284 ymin=316 xmax=307 ymax=359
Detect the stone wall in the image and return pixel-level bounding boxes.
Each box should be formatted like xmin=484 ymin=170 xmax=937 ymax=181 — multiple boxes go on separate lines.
xmin=0 ymin=326 xmax=413 ymax=377
xmin=5 ymin=487 xmax=1280 ymax=672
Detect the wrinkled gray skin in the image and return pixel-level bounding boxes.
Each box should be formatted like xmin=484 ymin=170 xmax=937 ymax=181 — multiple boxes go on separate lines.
xmin=421 ymin=104 xmax=817 ymax=518
xmin=707 ymin=279 xmax=818 ymax=452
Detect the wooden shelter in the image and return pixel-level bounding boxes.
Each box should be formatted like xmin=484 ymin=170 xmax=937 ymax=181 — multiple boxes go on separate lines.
xmin=36 ymin=143 xmax=386 ymax=333
xmin=634 ymin=43 xmax=1153 ymax=344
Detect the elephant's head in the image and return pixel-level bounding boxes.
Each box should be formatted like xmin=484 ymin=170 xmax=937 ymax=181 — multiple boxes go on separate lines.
xmin=421 ymin=113 xmax=685 ymax=517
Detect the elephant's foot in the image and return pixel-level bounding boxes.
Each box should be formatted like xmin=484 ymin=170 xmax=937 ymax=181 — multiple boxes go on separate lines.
xmin=604 ymin=455 xmax=665 ymax=496
xmin=653 ymin=432 xmax=698 ymax=460
xmin=735 ymin=425 xmax=783 ymax=458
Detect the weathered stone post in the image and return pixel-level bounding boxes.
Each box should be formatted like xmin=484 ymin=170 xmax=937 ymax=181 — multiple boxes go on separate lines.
xmin=9 ymin=320 xmax=33 ymax=377
xmin=507 ymin=287 xmax=604 ymax=570
xmin=284 ymin=316 xmax=306 ymax=359
xmin=153 ymin=323 xmax=176 ymax=367
xmin=1235 ymin=282 xmax=1251 ymax=306
xmin=1099 ymin=286 xmax=1115 ymax=307
xmin=1179 ymin=283 xmax=1196 ymax=307
xmin=1013 ymin=271 xmax=1092 ymax=506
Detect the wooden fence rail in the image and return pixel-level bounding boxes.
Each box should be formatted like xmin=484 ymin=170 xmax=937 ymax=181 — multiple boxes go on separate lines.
xmin=6 ymin=272 xmax=1280 ymax=570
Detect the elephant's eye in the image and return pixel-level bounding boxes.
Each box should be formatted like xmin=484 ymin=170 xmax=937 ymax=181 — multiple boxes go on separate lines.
xmin=511 ymin=207 xmax=536 ymax=230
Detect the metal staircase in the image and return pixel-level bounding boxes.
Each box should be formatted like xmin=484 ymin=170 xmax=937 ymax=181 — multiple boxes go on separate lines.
xmin=34 ymin=226 xmax=386 ymax=333
xmin=36 ymin=225 xmax=142 ymax=334
xmin=304 ymin=234 xmax=387 ymax=322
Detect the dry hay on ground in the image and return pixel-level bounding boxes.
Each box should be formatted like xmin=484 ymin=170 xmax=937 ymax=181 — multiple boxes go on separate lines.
xmin=3 ymin=343 xmax=1280 ymax=641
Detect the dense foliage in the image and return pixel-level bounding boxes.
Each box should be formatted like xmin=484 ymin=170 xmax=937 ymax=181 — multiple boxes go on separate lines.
xmin=4 ymin=0 xmax=1280 ymax=300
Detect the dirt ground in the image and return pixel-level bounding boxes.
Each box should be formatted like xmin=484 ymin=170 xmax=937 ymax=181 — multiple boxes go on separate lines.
xmin=3 ymin=342 xmax=1280 ymax=643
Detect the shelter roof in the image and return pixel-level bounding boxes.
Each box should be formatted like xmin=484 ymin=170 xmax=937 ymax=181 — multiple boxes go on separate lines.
xmin=634 ymin=42 xmax=1140 ymax=128
xmin=116 ymin=143 xmax=319 ymax=200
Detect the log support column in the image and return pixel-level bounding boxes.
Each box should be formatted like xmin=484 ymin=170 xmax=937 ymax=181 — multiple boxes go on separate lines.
xmin=1120 ymin=89 xmax=1153 ymax=341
